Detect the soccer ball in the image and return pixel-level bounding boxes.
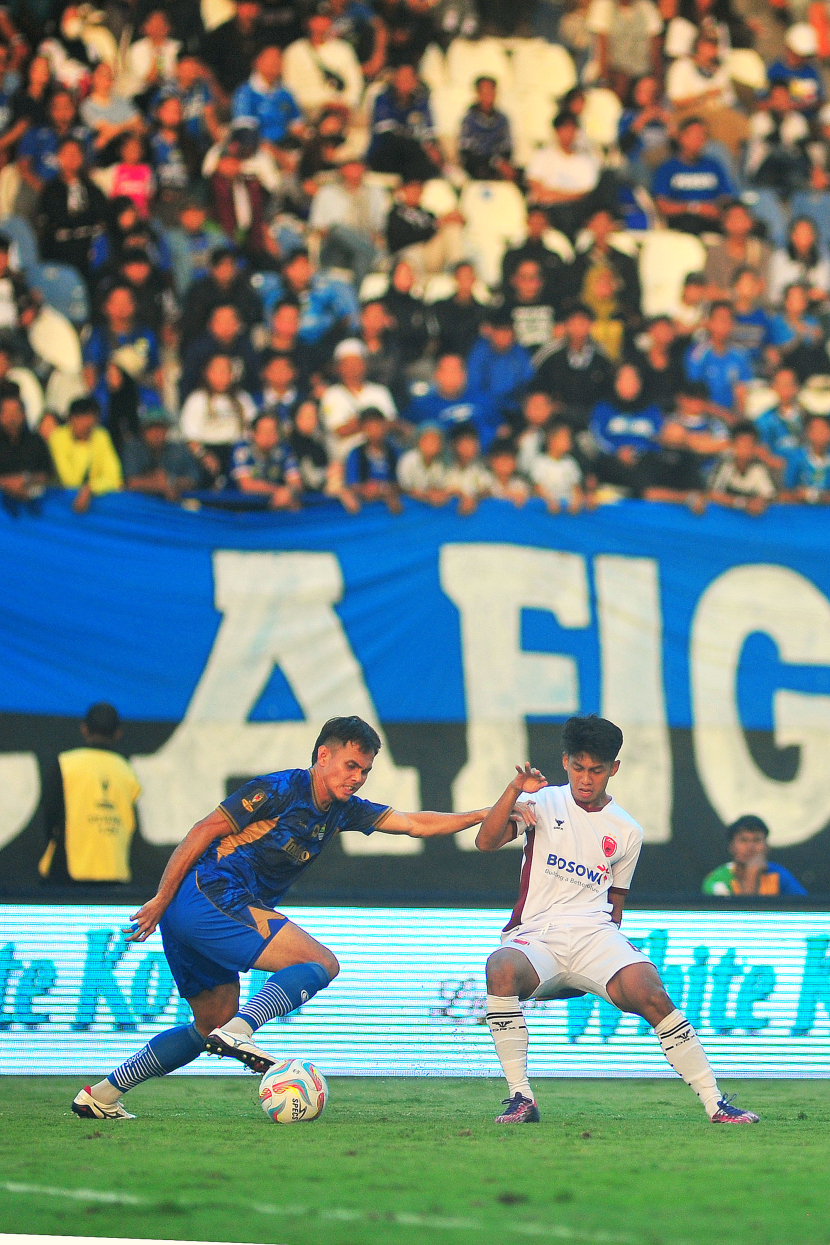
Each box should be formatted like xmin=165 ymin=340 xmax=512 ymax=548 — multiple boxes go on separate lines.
xmin=259 ymin=1058 xmax=328 ymax=1123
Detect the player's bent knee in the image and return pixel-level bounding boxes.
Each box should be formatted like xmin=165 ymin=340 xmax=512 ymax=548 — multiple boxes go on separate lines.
xmin=318 ymin=950 xmax=340 ymax=981
xmin=485 ymin=950 xmax=520 ymax=996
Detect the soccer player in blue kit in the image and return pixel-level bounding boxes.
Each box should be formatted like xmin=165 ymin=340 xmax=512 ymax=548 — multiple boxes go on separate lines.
xmin=72 ymin=716 xmax=493 ymax=1120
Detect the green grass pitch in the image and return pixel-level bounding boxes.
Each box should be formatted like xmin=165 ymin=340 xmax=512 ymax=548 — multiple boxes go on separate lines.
xmin=1 ymin=1077 xmax=829 ymax=1245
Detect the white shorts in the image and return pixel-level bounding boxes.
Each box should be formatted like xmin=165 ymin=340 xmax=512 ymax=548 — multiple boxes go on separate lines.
xmin=499 ymin=919 xmax=651 ymax=1004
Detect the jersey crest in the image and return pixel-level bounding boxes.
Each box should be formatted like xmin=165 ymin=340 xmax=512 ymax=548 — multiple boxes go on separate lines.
xmin=602 ymin=835 xmax=617 ymax=857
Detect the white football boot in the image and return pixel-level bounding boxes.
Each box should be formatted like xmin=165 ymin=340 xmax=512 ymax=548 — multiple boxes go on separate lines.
xmin=205 ymin=1027 xmax=276 ymax=1074
xmin=71 ymin=1086 xmax=136 ymax=1120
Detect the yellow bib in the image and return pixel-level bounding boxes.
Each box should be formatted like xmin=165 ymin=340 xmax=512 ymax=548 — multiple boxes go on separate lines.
xmin=55 ymin=747 xmax=141 ymax=882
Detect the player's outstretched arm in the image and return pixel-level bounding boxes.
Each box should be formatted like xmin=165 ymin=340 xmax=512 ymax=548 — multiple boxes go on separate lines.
xmin=378 ymin=807 xmax=490 ymax=838
xmin=476 ymin=763 xmax=548 ymax=852
xmin=126 ymin=808 xmax=236 ymax=942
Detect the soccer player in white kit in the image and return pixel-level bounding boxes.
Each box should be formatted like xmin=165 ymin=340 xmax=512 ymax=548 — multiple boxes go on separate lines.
xmin=478 ymin=715 xmax=759 ymax=1125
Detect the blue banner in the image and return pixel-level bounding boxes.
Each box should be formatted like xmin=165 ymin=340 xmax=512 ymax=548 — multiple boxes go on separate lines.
xmin=1 ymin=491 xmax=830 ymax=895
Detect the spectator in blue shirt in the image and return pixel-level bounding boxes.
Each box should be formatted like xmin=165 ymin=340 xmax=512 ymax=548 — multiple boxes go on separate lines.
xmin=232 ymin=46 xmax=303 ymax=159
xmin=766 ymin=282 xmax=826 ymax=382
xmin=163 ymin=53 xmax=220 ymax=153
xmin=404 ymin=353 xmax=499 ymax=449
xmin=367 ymin=62 xmax=442 ymax=182
xmin=685 ymin=302 xmax=753 ymax=419
xmin=754 ymin=367 xmax=804 ymax=462
xmin=767 ymin=23 xmax=824 ymax=117
xmin=344 ymin=406 xmax=402 ymax=513
xmin=653 ymin=116 xmax=733 ymax=235
xmin=230 ymin=410 xmax=302 ymax=509
xmin=589 ymin=361 xmax=663 ymax=491
xmin=82 ymin=283 xmax=162 ymax=448
xmin=458 ymin=75 xmax=516 ymax=182
xmin=782 ymin=413 xmax=830 ymax=501
xmin=730 ymin=268 xmax=774 ymax=367
xmin=466 ymin=307 xmax=533 ymax=426
xmin=150 ymin=93 xmax=203 ymax=227
xmin=16 ymin=88 xmax=91 ymax=211
xmin=266 ymin=249 xmax=360 ymax=354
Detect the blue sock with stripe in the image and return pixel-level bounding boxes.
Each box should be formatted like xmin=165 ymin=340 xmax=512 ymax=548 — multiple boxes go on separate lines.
xmin=107 ymin=1023 xmax=206 ymax=1093
xmin=237 ymin=963 xmax=331 ymax=1032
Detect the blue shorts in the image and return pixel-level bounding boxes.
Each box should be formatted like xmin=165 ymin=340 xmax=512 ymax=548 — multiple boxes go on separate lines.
xmin=159 ymin=872 xmax=288 ymax=1000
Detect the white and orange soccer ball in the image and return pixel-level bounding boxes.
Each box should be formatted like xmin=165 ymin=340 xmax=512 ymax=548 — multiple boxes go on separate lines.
xmin=259 ymin=1059 xmax=329 ymax=1123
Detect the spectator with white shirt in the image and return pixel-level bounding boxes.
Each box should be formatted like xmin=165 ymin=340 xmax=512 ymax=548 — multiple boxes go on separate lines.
xmin=123 ymin=11 xmax=181 ymax=105
xmin=487 ymin=438 xmax=530 ymax=506
xmin=397 ymin=425 xmax=450 ymax=504
xmin=526 ymin=111 xmax=614 ymax=240
xmin=179 ymin=352 xmax=258 ymax=486
xmin=665 ymin=33 xmax=747 ymax=153
xmin=586 ymin=0 xmax=663 ymax=102
xmin=516 ymin=391 xmax=555 ymax=475
xmin=320 ymin=338 xmax=397 ymax=462
xmin=707 ymin=421 xmax=776 ymax=515
xmin=309 ymin=156 xmax=387 ymax=286
xmin=444 ymin=422 xmax=494 ymax=515
xmin=530 ymin=421 xmax=586 ymax=512
xmin=282 ymin=5 xmax=364 ymax=119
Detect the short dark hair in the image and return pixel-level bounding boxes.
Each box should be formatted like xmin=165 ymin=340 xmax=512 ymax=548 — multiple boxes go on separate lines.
xmin=359 ymin=405 xmax=387 ymax=424
xmin=311 ymin=716 xmax=382 ymax=764
xmin=84 ymin=702 xmax=120 ymax=738
xmin=726 ymin=814 xmax=769 ymax=844
xmin=475 ymin=74 xmax=497 ymax=88
xmin=68 ymin=396 xmax=101 ymax=420
xmin=561 ymin=715 xmax=623 ymax=763
xmin=553 ymin=109 xmax=578 ymax=130
xmin=732 ymin=420 xmax=759 ymax=441
xmin=252 ymin=410 xmax=280 ymax=430
xmin=0 ymin=378 xmax=21 ymax=404
xmin=710 ymin=300 xmax=733 ymax=316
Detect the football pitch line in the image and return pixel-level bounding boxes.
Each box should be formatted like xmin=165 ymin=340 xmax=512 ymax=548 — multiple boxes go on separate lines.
xmin=1 ymin=1182 xmax=635 ymax=1243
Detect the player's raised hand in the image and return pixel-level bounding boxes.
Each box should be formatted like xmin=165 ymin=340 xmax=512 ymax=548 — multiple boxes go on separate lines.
xmin=511 ymin=763 xmax=548 ymax=794
xmin=510 ymin=800 xmax=537 ymax=832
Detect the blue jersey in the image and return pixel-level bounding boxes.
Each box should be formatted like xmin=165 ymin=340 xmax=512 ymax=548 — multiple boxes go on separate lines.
xmin=784 ymin=446 xmax=830 ymax=491
xmin=589 ymin=401 xmax=663 ymax=454
xmin=685 ymin=341 xmax=753 ymax=409
xmin=754 ymin=404 xmax=803 ymax=457
xmin=232 ymin=78 xmax=302 ymax=144
xmin=194 ymin=768 xmax=391 ymax=924
xmin=404 ymin=384 xmax=499 ymax=449
xmin=652 ymin=155 xmax=733 ymax=203
xmin=767 ymin=59 xmax=823 ymax=113
xmin=18 ymin=123 xmax=92 ymax=182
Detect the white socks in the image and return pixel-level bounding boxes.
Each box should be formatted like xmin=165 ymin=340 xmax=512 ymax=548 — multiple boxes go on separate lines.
xmin=90 ymin=1078 xmax=122 ymax=1105
xmin=486 ymin=994 xmax=533 ymax=1100
xmin=656 ymin=1009 xmax=721 ymax=1118
xmin=222 ymin=1016 xmax=254 ymax=1038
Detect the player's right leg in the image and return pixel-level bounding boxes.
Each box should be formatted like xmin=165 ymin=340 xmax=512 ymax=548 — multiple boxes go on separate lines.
xmin=485 ymin=946 xmax=542 ymax=1123
xmin=206 ymin=920 xmax=338 ymax=1071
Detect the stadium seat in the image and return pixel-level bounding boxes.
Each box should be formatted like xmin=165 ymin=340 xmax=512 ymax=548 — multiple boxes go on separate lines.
xmin=358 ymin=272 xmax=390 ymax=302
xmin=510 ymin=40 xmax=577 ymax=100
xmin=420 ymin=178 xmax=459 ymax=217
xmin=638 ymin=230 xmax=706 ymax=317
xmin=423 ymin=272 xmax=491 ymax=303
xmin=30 ymin=262 xmax=89 ymax=326
xmin=0 ymin=215 xmax=39 ymax=276
xmin=460 ymin=179 xmax=527 ymax=286
xmin=446 ymin=37 xmax=512 ymax=92
xmin=728 ymin=48 xmax=768 ymax=92
xmin=582 ymin=88 xmax=623 ymax=149
xmin=28 ymin=304 xmax=83 ymax=374
xmin=431 ymin=84 xmax=475 ymax=154
xmin=8 ymin=365 xmax=44 ymax=429
xmin=542 ymin=228 xmax=575 ymax=262
xmin=500 ymin=89 xmax=555 ymax=168
xmin=419 ymin=43 xmax=447 ymax=93
xmin=201 ymin=0 xmax=235 ymax=32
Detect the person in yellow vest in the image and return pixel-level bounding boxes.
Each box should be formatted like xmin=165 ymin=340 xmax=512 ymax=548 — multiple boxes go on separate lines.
xmin=39 ymin=702 xmax=141 ymax=883
xmin=48 ymin=395 xmax=123 ymax=514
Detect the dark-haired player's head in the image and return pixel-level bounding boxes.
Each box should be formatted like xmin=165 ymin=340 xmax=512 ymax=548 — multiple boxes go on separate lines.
xmin=561 ymin=715 xmax=623 ymax=806
xmin=726 ymin=814 xmax=769 ymax=866
xmin=311 ymin=716 xmax=383 ymax=803
xmin=83 ymin=702 xmax=121 ymax=743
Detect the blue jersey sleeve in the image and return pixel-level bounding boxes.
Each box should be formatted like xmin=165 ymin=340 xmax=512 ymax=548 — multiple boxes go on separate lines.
xmin=231 ymin=83 xmax=254 ymax=119
xmin=344 ymin=446 xmax=361 ymax=485
xmin=651 ymin=161 xmax=674 ymax=198
xmin=770 ymin=863 xmax=807 ymax=895
xmin=783 ymin=448 xmax=805 ymax=489
xmin=219 ymin=773 xmax=295 ymax=830
xmin=342 ymin=793 xmax=392 ymax=836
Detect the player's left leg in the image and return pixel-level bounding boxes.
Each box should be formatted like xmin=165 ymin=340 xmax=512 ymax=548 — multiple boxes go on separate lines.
xmin=73 ymin=981 xmax=240 ymax=1120
xmin=607 ymin=962 xmax=759 ymax=1124
xmin=205 ymin=920 xmax=338 ymax=1071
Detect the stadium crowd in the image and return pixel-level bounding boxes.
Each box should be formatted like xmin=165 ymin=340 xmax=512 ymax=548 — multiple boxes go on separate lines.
xmin=1 ymin=0 xmax=830 ymax=513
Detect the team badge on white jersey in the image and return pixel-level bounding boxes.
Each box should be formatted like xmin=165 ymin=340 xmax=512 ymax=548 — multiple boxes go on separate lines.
xmin=506 ymin=784 xmax=644 ymax=932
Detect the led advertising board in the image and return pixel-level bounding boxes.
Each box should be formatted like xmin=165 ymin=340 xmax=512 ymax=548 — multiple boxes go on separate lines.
xmin=1 ymin=906 xmax=828 ymax=1078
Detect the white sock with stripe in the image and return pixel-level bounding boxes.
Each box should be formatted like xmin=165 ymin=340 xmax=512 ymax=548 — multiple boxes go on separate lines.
xmin=655 ymin=1009 xmax=721 ymax=1118
xmin=486 ymin=994 xmax=533 ymax=1100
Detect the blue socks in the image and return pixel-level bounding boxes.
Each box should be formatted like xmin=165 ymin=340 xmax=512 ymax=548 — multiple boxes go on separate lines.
xmin=108 ymin=1023 xmax=206 ymax=1093
xmin=237 ymin=962 xmax=331 ymax=1031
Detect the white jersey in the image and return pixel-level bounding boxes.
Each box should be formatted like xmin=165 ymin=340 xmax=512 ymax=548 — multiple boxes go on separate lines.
xmin=507 ymin=783 xmax=643 ymax=932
